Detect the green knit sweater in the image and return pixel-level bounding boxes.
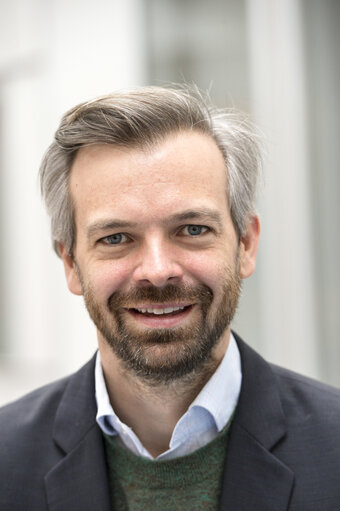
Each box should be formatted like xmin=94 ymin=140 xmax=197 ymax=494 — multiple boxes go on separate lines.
xmin=103 ymin=420 xmax=232 ymax=510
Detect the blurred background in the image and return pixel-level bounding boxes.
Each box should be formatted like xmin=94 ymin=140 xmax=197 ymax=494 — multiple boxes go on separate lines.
xmin=0 ymin=0 xmax=339 ymax=405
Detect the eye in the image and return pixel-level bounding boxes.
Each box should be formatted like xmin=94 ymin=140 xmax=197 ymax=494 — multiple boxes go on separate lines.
xmin=181 ymin=225 xmax=209 ymax=236
xmin=101 ymin=233 xmax=128 ymax=245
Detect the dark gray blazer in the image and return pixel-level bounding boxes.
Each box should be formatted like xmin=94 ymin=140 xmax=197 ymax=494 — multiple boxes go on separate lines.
xmin=1 ymin=334 xmax=340 ymax=510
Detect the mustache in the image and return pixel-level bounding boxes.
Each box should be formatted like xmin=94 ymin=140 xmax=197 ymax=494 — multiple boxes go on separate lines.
xmin=108 ymin=284 xmax=213 ymax=310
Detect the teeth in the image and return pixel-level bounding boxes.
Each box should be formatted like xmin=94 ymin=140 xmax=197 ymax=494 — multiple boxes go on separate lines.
xmin=135 ymin=306 xmax=185 ymax=315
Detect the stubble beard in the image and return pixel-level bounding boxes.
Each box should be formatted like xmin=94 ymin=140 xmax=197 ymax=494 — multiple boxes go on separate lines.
xmin=79 ymin=264 xmax=241 ymax=385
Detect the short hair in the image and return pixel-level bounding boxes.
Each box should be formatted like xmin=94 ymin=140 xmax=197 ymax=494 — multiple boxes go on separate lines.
xmin=39 ymin=85 xmax=261 ymax=256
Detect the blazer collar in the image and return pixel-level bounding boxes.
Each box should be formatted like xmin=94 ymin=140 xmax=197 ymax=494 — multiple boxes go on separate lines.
xmin=52 ymin=355 xmax=98 ymax=453
xmin=233 ymin=334 xmax=287 ymax=449
xmin=219 ymin=334 xmax=294 ymax=511
xmin=45 ymin=354 xmax=111 ymax=511
xmin=44 ymin=337 xmax=295 ymax=510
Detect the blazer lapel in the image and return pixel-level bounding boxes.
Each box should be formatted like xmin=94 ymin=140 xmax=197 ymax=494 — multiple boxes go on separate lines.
xmin=45 ymin=425 xmax=111 ymax=511
xmin=219 ymin=335 xmax=294 ymax=511
xmin=219 ymin=423 xmax=294 ymax=511
xmin=44 ymin=338 xmax=295 ymax=510
xmin=45 ymin=355 xmax=111 ymax=511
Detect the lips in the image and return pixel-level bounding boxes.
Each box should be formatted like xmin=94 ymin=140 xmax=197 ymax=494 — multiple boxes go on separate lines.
xmin=132 ymin=305 xmax=187 ymax=316
xmin=124 ymin=304 xmax=194 ymax=327
xmin=108 ymin=284 xmax=213 ymax=329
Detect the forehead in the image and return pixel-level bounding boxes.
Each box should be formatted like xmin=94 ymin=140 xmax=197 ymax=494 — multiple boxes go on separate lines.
xmin=69 ymin=131 xmax=229 ymax=223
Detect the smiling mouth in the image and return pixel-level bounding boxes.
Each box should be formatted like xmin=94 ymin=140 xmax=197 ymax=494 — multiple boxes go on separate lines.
xmin=126 ymin=304 xmax=193 ymax=317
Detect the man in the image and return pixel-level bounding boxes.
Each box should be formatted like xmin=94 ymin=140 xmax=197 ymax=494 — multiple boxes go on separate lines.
xmin=0 ymin=86 xmax=339 ymax=511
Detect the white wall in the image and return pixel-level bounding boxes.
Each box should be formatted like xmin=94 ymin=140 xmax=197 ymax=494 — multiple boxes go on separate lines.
xmin=0 ymin=0 xmax=147 ymax=404
xmin=0 ymin=0 xmax=338 ymax=406
xmin=244 ymin=0 xmax=319 ymax=376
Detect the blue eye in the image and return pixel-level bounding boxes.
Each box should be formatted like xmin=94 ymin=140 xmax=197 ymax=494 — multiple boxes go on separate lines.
xmin=184 ymin=225 xmax=208 ymax=236
xmin=103 ymin=233 xmax=126 ymax=245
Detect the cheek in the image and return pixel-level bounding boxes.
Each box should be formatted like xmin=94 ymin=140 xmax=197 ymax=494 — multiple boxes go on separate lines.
xmin=185 ymin=253 xmax=224 ymax=291
xmin=187 ymin=248 xmax=239 ymax=305
xmin=86 ymin=261 xmax=132 ymax=301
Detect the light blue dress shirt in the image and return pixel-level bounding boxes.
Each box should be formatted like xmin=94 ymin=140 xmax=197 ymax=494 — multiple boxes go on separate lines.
xmin=95 ymin=332 xmax=242 ymax=460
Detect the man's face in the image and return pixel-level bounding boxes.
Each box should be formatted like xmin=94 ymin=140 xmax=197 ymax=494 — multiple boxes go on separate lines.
xmin=61 ymin=131 xmax=258 ymax=383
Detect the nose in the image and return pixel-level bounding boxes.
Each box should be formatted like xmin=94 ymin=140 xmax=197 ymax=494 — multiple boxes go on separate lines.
xmin=132 ymin=236 xmax=183 ymax=287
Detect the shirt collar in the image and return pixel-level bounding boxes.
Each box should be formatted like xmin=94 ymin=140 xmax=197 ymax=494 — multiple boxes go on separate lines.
xmin=95 ymin=332 xmax=242 ymax=437
xmin=188 ymin=332 xmax=242 ymax=431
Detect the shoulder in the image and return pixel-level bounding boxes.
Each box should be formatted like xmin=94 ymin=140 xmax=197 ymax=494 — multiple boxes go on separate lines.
xmin=0 ymin=354 xmax=97 ymax=431
xmin=0 ymin=355 xmax=96 ymax=462
xmin=0 ymin=375 xmax=69 ymax=434
xmin=271 ymin=363 xmax=340 ymax=421
xmin=234 ymin=331 xmax=340 ymax=421
xmin=0 ymin=356 xmax=97 ymax=509
xmin=0 ymin=375 xmax=71 ymax=470
xmin=234 ymin=332 xmax=340 ymax=453
xmin=0 ymin=376 xmax=70 ymax=509
xmin=234 ymin=335 xmax=340 ymax=506
xmin=270 ymin=365 xmax=340 ymax=505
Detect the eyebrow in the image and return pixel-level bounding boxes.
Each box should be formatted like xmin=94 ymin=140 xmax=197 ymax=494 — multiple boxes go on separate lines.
xmin=86 ymin=208 xmax=224 ymax=240
xmin=169 ymin=209 xmax=224 ymax=229
xmin=87 ymin=220 xmax=138 ymax=240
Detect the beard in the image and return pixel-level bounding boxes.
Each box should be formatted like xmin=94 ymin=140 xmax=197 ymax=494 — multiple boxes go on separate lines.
xmin=79 ymin=264 xmax=241 ymax=385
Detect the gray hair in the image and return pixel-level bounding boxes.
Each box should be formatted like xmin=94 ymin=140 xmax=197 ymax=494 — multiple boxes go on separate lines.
xmin=39 ymin=85 xmax=261 ymax=257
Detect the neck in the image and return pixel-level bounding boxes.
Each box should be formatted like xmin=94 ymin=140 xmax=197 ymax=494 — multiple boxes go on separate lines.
xmin=98 ymin=331 xmax=230 ymax=457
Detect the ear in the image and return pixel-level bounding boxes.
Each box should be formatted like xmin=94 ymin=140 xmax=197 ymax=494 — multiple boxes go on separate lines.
xmin=58 ymin=243 xmax=83 ymax=296
xmin=239 ymin=215 xmax=260 ymax=279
